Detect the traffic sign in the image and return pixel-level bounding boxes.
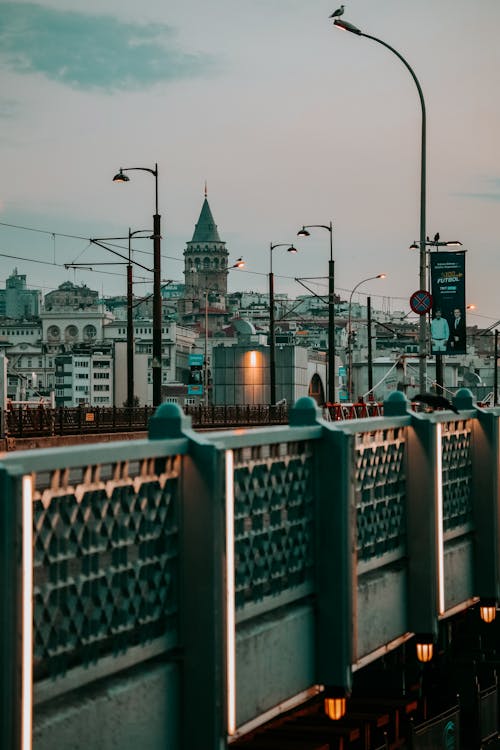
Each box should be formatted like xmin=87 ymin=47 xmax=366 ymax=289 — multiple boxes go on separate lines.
xmin=410 ymin=289 xmax=433 ymax=315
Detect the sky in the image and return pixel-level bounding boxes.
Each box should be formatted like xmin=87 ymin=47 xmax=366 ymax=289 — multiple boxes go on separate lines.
xmin=0 ymin=0 xmax=499 ymax=324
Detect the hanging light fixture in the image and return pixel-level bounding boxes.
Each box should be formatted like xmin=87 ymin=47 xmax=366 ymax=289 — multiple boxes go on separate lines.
xmin=325 ymin=697 xmax=346 ymax=720
xmin=415 ymin=636 xmax=434 ymax=663
xmin=324 ymin=687 xmax=347 ymax=720
xmin=480 ymin=600 xmax=497 ymax=624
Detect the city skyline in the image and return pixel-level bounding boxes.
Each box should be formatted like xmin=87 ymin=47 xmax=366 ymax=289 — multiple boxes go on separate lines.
xmin=0 ymin=0 xmax=498 ymax=323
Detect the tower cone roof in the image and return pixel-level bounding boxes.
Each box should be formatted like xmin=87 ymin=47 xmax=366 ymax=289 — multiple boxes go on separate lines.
xmin=191 ymin=198 xmax=221 ymax=243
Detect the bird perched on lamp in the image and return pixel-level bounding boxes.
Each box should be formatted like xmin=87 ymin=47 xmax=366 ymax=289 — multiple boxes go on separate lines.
xmin=330 ymin=5 xmax=345 ymax=18
xmin=413 ymin=393 xmax=459 ymax=414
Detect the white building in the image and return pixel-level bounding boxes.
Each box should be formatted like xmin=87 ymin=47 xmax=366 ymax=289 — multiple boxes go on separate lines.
xmin=55 ymin=347 xmax=114 ymax=407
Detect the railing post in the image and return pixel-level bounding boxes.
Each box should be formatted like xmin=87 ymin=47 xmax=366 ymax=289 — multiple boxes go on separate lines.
xmin=149 ymin=404 xmax=227 ymax=749
xmin=472 ymin=399 xmax=500 ymax=607
xmin=405 ymin=392 xmax=440 ymax=646
xmin=0 ymin=468 xmax=24 ymax=750
xmin=303 ymin=395 xmax=354 ymax=701
xmin=291 ymin=397 xmax=354 ymax=700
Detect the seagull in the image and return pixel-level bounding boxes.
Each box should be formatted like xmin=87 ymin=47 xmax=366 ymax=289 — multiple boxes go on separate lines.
xmin=412 ymin=393 xmax=459 ymax=414
xmin=434 ymin=232 xmax=440 ymax=242
xmin=330 ymin=5 xmax=345 ymax=19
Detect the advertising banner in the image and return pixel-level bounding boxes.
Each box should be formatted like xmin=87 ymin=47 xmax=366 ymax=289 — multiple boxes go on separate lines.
xmin=430 ymin=252 xmax=466 ymax=355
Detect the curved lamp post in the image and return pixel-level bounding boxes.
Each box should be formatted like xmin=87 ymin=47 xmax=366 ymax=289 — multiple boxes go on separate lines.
xmin=347 ymin=274 xmax=386 ymax=401
xmin=297 ymin=221 xmax=336 ymax=403
xmin=333 ymin=17 xmax=427 ymax=392
xmin=269 ymin=242 xmax=298 ymax=405
xmin=113 ymin=164 xmax=162 ymax=407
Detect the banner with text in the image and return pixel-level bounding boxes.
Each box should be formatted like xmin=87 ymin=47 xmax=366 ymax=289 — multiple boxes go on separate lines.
xmin=430 ymin=251 xmax=466 ymax=355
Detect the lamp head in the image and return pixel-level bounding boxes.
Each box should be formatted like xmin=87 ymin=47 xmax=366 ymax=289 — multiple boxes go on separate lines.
xmin=232 ymin=257 xmax=245 ymax=269
xmin=480 ymin=605 xmax=496 ymax=624
xmin=324 ymin=686 xmax=348 ymax=721
xmin=288 ymin=245 xmax=298 ymax=254
xmin=113 ymin=170 xmax=129 ymax=183
xmin=325 ymin=697 xmax=346 ymax=721
xmin=415 ymin=634 xmax=434 ymax=663
xmin=377 ymin=273 xmax=387 ymax=279
xmin=297 ymin=227 xmax=310 ymax=238
xmin=480 ymin=600 xmax=497 ymax=624
xmin=334 ymin=19 xmax=362 ymax=34
xmin=409 ymin=242 xmax=419 ymax=250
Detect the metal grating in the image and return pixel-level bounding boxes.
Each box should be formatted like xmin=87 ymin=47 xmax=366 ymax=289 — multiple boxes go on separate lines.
xmin=32 ymin=455 xmax=180 ymax=682
xmin=441 ymin=420 xmax=473 ymax=530
xmin=232 ymin=441 xmax=315 ymax=610
xmin=354 ymin=427 xmax=407 ymax=561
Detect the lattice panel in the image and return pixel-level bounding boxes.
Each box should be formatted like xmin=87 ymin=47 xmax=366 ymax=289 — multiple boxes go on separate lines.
xmin=32 ymin=456 xmax=180 ymax=682
xmin=233 ymin=441 xmax=315 ymax=610
xmin=441 ymin=420 xmax=473 ymax=530
xmin=354 ymin=427 xmax=407 ymax=561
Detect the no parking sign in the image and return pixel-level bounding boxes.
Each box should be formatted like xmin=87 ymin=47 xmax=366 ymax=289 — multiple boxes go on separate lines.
xmin=410 ymin=289 xmax=433 ymax=315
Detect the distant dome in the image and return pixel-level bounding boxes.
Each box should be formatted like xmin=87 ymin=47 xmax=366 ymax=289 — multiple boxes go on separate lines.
xmin=230 ymin=318 xmax=256 ymax=335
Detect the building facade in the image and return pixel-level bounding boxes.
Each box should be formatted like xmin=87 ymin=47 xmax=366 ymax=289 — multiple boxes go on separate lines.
xmin=0 ymin=268 xmax=41 ymax=318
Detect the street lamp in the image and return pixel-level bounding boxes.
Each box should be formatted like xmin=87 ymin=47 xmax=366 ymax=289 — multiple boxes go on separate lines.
xmin=66 ymin=230 xmax=152 ymax=408
xmin=113 ymin=163 xmax=162 ymax=407
xmin=269 ymin=242 xmax=298 ymax=405
xmin=297 ymin=221 xmax=336 ymax=404
xmin=347 ymin=274 xmax=386 ymax=401
xmin=203 ymin=258 xmax=245 ymax=405
xmin=333 ymin=17 xmax=427 ymax=392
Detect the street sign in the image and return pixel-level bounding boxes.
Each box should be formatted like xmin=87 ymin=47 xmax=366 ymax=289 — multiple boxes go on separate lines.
xmin=410 ymin=289 xmax=433 ymax=315
xmin=188 ymin=353 xmax=204 ymax=366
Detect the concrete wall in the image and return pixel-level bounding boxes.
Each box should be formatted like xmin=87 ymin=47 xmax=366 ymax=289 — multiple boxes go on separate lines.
xmin=34 ymin=661 xmax=179 ymax=750
xmin=236 ymin=603 xmax=316 ymax=728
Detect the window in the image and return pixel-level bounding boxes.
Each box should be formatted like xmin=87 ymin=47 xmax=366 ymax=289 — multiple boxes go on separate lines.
xmin=83 ymin=324 xmax=97 ymax=341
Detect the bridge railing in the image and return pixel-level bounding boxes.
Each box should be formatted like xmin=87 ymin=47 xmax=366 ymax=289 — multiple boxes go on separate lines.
xmin=1 ymin=389 xmax=499 ymax=750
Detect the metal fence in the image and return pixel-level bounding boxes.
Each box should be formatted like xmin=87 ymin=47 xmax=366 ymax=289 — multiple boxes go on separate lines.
xmin=2 ymin=403 xmax=291 ymax=438
xmin=2 ymin=402 xmax=389 ymax=439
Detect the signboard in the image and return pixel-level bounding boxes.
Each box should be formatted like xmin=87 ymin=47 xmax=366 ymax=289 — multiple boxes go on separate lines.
xmin=189 ymin=353 xmax=204 ymax=367
xmin=188 ymin=352 xmax=204 ymax=395
xmin=430 ymin=252 xmax=466 ymax=355
xmin=410 ymin=289 xmax=433 ymax=315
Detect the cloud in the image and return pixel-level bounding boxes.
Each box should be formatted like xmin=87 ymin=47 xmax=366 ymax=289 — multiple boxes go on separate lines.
xmin=453 ymin=178 xmax=500 ymax=202
xmin=0 ymin=2 xmax=212 ymax=91
xmin=0 ymin=99 xmax=18 ymax=118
